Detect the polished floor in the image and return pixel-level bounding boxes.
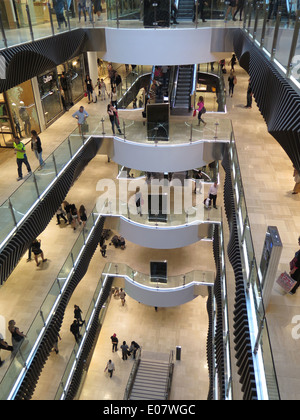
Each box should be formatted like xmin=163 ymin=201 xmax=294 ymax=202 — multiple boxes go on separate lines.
xmin=0 ymin=59 xmax=299 ymax=400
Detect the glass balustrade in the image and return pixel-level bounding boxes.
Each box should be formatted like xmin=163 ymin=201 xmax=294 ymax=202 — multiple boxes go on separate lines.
xmin=229 ymin=132 xmax=280 ymax=400
xmin=101 ymin=261 xmax=215 ymax=289
xmin=0 ymin=204 xmax=103 ymax=400
xmin=0 ymin=0 xmax=299 ymax=95
xmin=96 ymin=193 xmax=221 ymax=227
xmin=0 ymin=114 xmax=229 ymax=255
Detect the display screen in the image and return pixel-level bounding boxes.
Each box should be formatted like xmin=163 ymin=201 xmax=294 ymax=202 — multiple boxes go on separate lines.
xmin=150 ymin=261 xmax=167 ymax=283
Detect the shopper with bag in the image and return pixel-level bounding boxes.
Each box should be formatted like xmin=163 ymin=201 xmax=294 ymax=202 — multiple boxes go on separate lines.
xmin=72 ymin=106 xmax=89 ymax=134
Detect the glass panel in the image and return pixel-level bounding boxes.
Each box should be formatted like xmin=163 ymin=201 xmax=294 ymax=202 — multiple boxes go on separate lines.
xmin=30 ymin=0 xmax=53 ymax=40
xmin=9 ymin=174 xmax=39 ymax=223
xmin=6 ymin=80 xmax=41 ymax=141
xmin=38 ymin=69 xmax=63 ymax=126
xmin=34 ymin=156 xmax=57 ymax=193
xmin=57 ymin=254 xmax=74 ymax=287
xmin=69 ymin=133 xmax=84 ymax=155
xmin=0 ymin=200 xmax=16 ymax=246
xmin=71 ymin=233 xmax=85 ymax=263
xmin=289 ymin=18 xmax=300 ymax=85
xmin=52 ymin=139 xmax=72 ymax=174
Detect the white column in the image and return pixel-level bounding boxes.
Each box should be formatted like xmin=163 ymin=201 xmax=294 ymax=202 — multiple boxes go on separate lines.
xmin=87 ymin=51 xmax=98 ymax=88
xmin=31 ymin=77 xmax=46 ymax=132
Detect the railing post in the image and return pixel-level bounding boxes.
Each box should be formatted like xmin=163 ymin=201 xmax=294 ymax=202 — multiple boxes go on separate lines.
xmin=47 ymin=2 xmax=55 ymax=36
xmin=270 ymin=7 xmax=282 ymax=61
xmin=116 ymin=0 xmax=120 ymax=28
xmin=32 ymin=172 xmax=40 ymax=198
xmin=52 ymin=154 xmax=58 ymax=176
xmin=286 ymin=10 xmax=300 ymax=79
xmin=253 ymin=2 xmax=260 ymax=40
xmin=0 ymin=11 xmax=8 ymax=48
xmin=8 ymin=198 xmax=17 ymax=227
xmin=260 ymin=2 xmax=268 ymax=48
xmin=26 ymin=4 xmax=34 ymax=42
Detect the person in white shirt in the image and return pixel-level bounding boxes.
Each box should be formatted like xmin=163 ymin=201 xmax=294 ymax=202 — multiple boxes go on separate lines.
xmin=208 ymin=182 xmax=218 ymax=209
xmin=104 ymin=359 xmax=115 ymax=377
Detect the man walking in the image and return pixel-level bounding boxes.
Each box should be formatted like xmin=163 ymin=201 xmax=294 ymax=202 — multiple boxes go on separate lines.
xmin=208 ymin=182 xmax=219 ymax=209
xmin=104 ymin=360 xmax=115 ymax=378
xmin=13 ymin=136 xmax=32 ymax=181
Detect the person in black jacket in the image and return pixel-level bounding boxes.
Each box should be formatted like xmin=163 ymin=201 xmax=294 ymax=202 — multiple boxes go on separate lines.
xmin=70 ymin=320 xmax=81 ymax=342
xmin=31 ymin=130 xmax=45 ymax=168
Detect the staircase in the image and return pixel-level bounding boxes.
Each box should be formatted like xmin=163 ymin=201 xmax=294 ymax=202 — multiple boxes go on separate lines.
xmin=126 ymin=351 xmax=174 ymax=400
xmin=172 ymin=65 xmax=194 ymax=115
xmin=177 ymin=0 xmax=195 ymax=21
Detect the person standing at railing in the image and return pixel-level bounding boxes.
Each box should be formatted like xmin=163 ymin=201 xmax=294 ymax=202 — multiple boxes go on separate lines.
xmin=53 ymin=0 xmax=68 ymax=29
xmin=224 ymin=0 xmax=237 ymax=21
xmin=233 ymin=0 xmax=245 ymax=21
xmin=8 ymin=320 xmax=26 ymax=355
xmin=93 ymin=0 xmax=102 ymax=21
xmin=86 ymin=0 xmax=93 ymax=22
xmin=193 ymin=0 xmax=207 ymax=23
xmin=77 ymin=0 xmax=87 ymax=22
xmin=72 ymin=105 xmax=89 ymax=133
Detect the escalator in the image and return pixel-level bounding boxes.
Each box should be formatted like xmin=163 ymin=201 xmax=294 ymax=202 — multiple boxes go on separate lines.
xmin=177 ymin=0 xmax=194 ymax=21
xmin=171 ymin=65 xmax=194 ymax=115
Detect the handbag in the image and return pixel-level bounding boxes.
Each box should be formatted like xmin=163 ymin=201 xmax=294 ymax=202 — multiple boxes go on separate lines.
xmin=84 ymin=91 xmax=88 ymax=97
xmin=276 ymin=271 xmax=297 ymax=293
xmin=202 ymin=106 xmax=206 ymax=114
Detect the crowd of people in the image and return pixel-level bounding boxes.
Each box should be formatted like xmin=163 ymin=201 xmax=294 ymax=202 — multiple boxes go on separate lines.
xmin=104 ymin=333 xmax=140 ymax=377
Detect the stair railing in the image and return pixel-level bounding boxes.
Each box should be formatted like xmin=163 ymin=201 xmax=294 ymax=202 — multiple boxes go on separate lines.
xmin=123 ymin=347 xmax=142 ymax=400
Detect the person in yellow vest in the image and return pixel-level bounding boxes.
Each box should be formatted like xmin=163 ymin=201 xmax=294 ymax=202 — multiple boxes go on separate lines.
xmin=13 ymin=136 xmax=32 ymax=181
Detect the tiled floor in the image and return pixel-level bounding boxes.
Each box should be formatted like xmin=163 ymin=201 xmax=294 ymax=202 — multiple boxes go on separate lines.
xmin=0 ymin=58 xmax=299 ymax=400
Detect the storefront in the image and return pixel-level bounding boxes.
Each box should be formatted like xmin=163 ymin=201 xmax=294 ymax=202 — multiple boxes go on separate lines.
xmin=57 ymin=54 xmax=85 ymax=109
xmin=38 ymin=69 xmax=64 ymax=127
xmin=1 ymin=79 xmax=41 ymax=147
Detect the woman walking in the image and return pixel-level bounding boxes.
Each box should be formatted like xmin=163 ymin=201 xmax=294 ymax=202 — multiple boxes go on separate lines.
xmin=85 ymin=75 xmax=94 ymax=104
xmin=31 ymin=130 xmax=45 ymax=168
xmin=197 ymin=96 xmax=206 ymax=126
xmin=228 ymin=70 xmax=236 ymax=97
xmin=107 ymin=103 xmax=122 ymax=135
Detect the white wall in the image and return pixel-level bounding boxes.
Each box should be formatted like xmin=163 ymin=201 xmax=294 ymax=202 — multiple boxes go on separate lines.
xmin=124 ymin=278 xmax=209 ymax=307
xmin=101 ymin=27 xmax=235 ymax=65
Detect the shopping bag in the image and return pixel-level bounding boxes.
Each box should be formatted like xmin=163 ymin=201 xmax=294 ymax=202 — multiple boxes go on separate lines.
xmin=93 ymin=91 xmax=97 ymax=103
xmin=193 ymin=109 xmax=197 ymax=117
xmin=276 ymin=272 xmax=297 ymax=293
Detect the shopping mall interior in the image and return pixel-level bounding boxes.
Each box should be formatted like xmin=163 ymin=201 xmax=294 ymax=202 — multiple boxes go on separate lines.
xmin=0 ymin=0 xmax=299 ymax=402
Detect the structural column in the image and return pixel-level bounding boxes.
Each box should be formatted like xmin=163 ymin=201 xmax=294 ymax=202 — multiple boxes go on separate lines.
xmin=87 ymin=51 xmax=98 ymax=89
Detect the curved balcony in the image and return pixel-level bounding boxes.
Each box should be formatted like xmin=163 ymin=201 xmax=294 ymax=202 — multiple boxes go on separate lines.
xmin=96 ymin=191 xmax=220 ymax=248
xmin=102 ymin=262 xmax=215 ymax=307
xmin=89 ymin=115 xmax=230 ymax=172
